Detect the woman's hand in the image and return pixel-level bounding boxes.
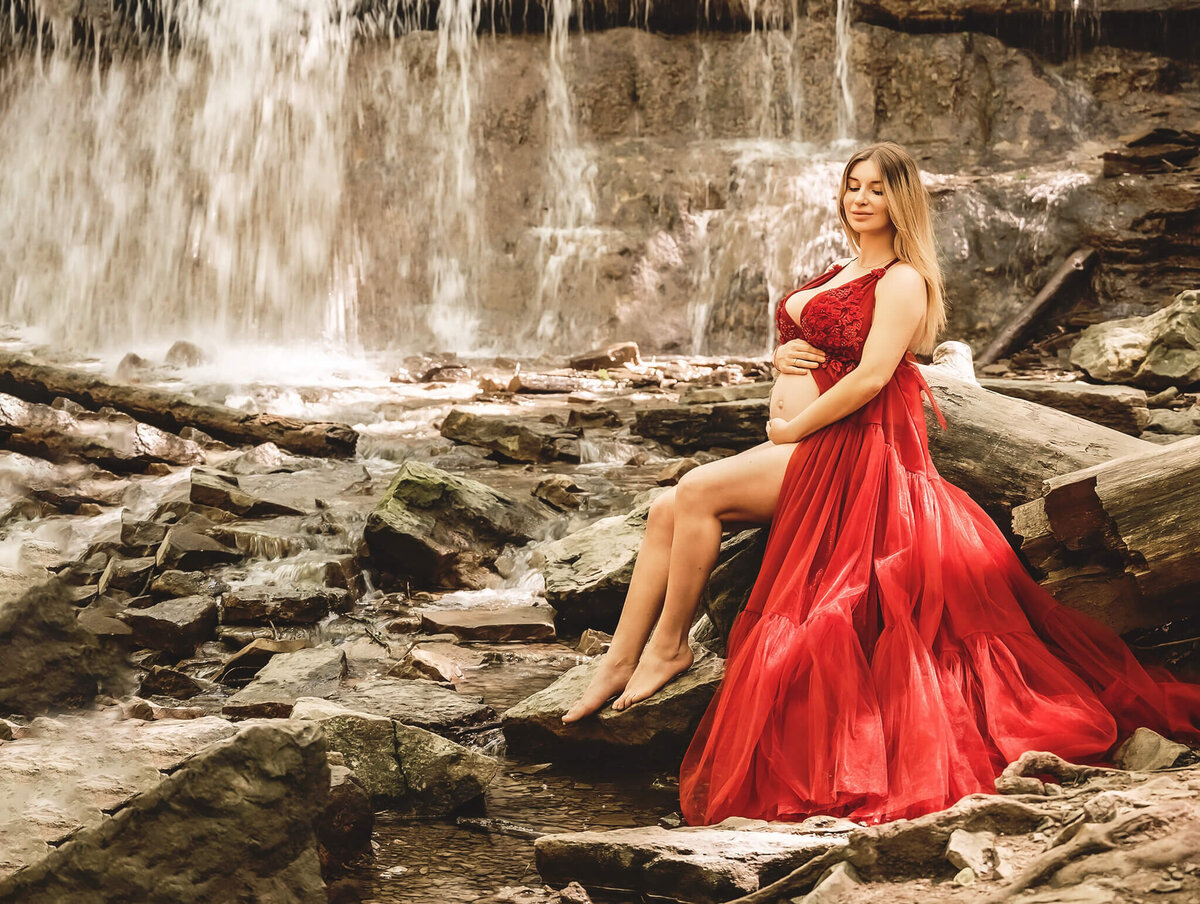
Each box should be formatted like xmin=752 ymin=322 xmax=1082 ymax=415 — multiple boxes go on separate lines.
xmin=766 ymin=417 xmax=802 ymax=445
xmin=773 ymin=339 xmax=827 ymax=375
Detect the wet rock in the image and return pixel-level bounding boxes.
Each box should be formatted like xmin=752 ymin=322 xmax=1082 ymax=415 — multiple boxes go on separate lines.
xmin=534 ymin=496 xmax=657 ymax=633
xmin=655 ymin=458 xmax=700 ymax=486
xmin=115 ymin=352 xmax=152 ymax=381
xmin=362 ymin=460 xmax=553 ymax=590
xmin=576 ymin=629 xmax=612 ymax=657
xmin=291 ymin=698 xmax=404 ymax=802
xmin=1115 ymin=727 xmax=1191 ymax=771
xmin=318 ymin=765 xmax=374 ymax=871
xmin=390 ymin=642 xmax=485 ymax=683
xmin=392 ymin=719 xmax=501 ymax=817
xmin=678 ymin=382 xmax=772 ymax=405
xmin=222 ymin=646 xmax=347 ymax=719
xmin=293 ymin=698 xmax=499 ymax=814
xmin=190 ymin=467 xmax=304 ymax=517
xmin=0 ymin=720 xmax=329 ymax=901
xmin=139 ymin=665 xmax=204 ymax=699
xmin=97 ymin=555 xmax=155 ymax=595
xmin=119 ymin=514 xmax=168 ymax=553
xmin=150 ymin=569 xmax=231 ymax=600
xmin=119 ymin=595 xmax=218 ymax=658
xmin=164 ymin=340 xmax=207 ymax=367
xmin=534 ymin=474 xmax=586 ymax=510
xmin=441 ymin=408 xmax=582 ymax=463
xmin=216 ymin=638 xmax=312 ymax=687
xmin=633 ymin=399 xmax=765 ymax=452
xmin=701 ymin=529 xmax=767 ymax=646
xmin=151 ymin=499 xmax=237 ymax=525
xmin=224 ymin=442 xmax=288 ymax=475
xmin=208 ymin=517 xmax=314 ymax=559
xmin=154 ymin=526 xmax=241 ymax=570
xmin=334 ymin=677 xmax=496 ymax=736
xmin=1070 ymin=290 xmax=1200 ymax=390
xmin=569 ymin=342 xmax=641 ymax=371
xmin=535 ymin=820 xmax=843 ymax=904
xmin=502 ymin=650 xmax=724 ymax=764
xmin=222 ymin=587 xmax=351 ymax=625
xmin=419 ymin=605 xmax=557 ymax=643
xmin=0 ymin=582 xmax=126 ymax=716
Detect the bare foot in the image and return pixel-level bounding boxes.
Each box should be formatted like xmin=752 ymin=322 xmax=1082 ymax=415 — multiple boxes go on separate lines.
xmin=612 ymin=642 xmax=694 ymax=711
xmin=562 ymin=653 xmax=637 ymax=723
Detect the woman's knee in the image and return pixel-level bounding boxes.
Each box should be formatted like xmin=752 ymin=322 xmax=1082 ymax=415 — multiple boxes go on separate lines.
xmin=674 ymin=467 xmax=716 ymax=513
xmin=646 ymin=487 xmax=676 ymax=533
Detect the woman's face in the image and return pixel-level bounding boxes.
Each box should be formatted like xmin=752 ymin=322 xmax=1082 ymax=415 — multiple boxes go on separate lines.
xmin=843 ymin=158 xmax=892 ymax=234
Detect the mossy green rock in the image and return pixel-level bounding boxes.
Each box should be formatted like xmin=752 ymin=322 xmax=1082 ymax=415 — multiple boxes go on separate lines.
xmin=363 ymin=460 xmax=553 ymax=589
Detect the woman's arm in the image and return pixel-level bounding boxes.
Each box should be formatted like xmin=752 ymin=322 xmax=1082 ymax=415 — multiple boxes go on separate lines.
xmin=766 ymin=266 xmax=927 ymax=444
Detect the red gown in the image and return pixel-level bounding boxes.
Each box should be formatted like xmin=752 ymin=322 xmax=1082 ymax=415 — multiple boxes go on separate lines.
xmin=678 ymin=259 xmax=1200 ymax=826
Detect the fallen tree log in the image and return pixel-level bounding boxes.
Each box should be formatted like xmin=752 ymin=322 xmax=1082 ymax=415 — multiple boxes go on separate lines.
xmin=977 ymin=247 xmax=1096 ymax=367
xmin=0 ymin=353 xmax=358 ymax=457
xmin=976 ymin=378 xmax=1150 ymax=436
xmin=632 ymin=367 xmax=1153 ymax=518
xmin=0 ymin=392 xmax=203 ymax=472
xmin=1010 ymin=435 xmax=1200 ymax=634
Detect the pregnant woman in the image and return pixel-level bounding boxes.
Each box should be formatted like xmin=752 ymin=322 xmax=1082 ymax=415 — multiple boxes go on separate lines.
xmin=564 ymin=141 xmax=1200 ymax=826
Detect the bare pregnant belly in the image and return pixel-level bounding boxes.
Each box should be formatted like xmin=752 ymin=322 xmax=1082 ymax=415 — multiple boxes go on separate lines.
xmin=770 ymin=372 xmax=821 ymax=422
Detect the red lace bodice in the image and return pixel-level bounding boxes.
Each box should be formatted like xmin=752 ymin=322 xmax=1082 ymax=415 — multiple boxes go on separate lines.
xmin=775 ymin=260 xmax=947 ymax=428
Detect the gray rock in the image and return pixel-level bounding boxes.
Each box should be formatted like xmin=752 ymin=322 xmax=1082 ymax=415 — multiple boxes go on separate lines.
xmin=440 ymin=409 xmax=582 ymax=463
xmin=222 ymin=587 xmax=350 ymax=625
xmin=317 ymin=765 xmax=373 ymax=870
xmin=944 ymin=829 xmax=1000 ymax=880
xmin=363 ymin=460 xmax=553 ymax=590
xmin=164 ymin=340 xmax=207 ymax=367
xmin=678 ymin=382 xmax=772 ymax=405
xmin=190 ymin=468 xmax=303 ymax=518
xmin=799 ymin=861 xmax=863 ymax=904
xmin=419 ymin=606 xmax=557 ymax=643
xmin=502 ymin=651 xmax=724 ymax=764
xmin=292 ymin=698 xmax=499 ymax=815
xmin=223 ymin=646 xmax=347 ymax=719
xmin=334 ymin=677 xmax=496 ymax=735
xmin=97 ymin=556 xmax=155 ymax=595
xmin=534 ymin=475 xmax=585 ymax=511
xmin=216 ymin=638 xmax=312 ymax=687
xmin=535 ymin=821 xmax=844 ymax=904
xmin=1115 ymin=727 xmax=1191 ymax=771
xmin=149 ymin=570 xmax=230 ymax=600
xmin=1070 ymin=290 xmax=1200 ymax=390
xmin=155 ymin=527 xmax=241 ymax=571
xmin=390 ymin=642 xmax=486 ymax=683
xmin=576 ymin=629 xmax=612 ymax=657
xmin=119 ymin=514 xmax=168 ymax=554
xmin=1145 ymin=406 xmax=1200 ymax=435
xmin=569 ymin=342 xmax=641 ymax=371
xmin=139 ymin=665 xmax=203 ymax=699
xmin=118 ymin=595 xmax=218 ymax=658
xmin=633 ymin=399 xmax=766 ymax=452
xmin=655 ymin=458 xmax=701 ymax=486
xmin=0 ymin=720 xmax=329 ymax=902
xmin=0 ymin=582 xmax=125 ymax=717
xmin=700 ymin=529 xmax=767 ymax=648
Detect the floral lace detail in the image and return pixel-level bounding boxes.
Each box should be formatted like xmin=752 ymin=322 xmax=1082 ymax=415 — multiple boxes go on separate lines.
xmin=776 ymin=264 xmax=884 ymax=368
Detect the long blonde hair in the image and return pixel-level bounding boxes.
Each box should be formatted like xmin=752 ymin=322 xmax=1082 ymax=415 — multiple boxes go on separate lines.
xmin=836 ymin=142 xmax=946 ymax=353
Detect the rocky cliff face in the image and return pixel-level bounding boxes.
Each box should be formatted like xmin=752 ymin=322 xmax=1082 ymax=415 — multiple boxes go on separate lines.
xmin=0 ymin=0 xmax=1196 ymax=357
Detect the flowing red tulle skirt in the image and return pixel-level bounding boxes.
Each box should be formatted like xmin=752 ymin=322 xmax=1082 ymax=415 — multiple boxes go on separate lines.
xmin=678 ymin=359 xmax=1200 ymax=827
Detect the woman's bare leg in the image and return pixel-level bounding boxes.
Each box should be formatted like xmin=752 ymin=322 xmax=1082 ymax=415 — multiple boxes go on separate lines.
xmin=562 ymin=488 xmax=678 ymax=722
xmin=612 ymin=439 xmax=799 ymax=710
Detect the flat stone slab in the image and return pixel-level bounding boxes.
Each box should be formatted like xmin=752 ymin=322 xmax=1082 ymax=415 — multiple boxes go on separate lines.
xmin=535 ymin=820 xmax=846 ymax=904
xmin=419 ymin=605 xmax=557 ymax=642
xmin=333 ymin=677 xmax=496 ymax=735
xmin=222 ymin=646 xmax=347 ymax=718
xmin=0 ymin=714 xmax=239 ymax=878
xmin=502 ymin=651 xmax=724 ymax=764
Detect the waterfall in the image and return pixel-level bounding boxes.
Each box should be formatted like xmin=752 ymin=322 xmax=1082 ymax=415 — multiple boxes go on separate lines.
xmin=833 ymin=0 xmax=855 ymax=141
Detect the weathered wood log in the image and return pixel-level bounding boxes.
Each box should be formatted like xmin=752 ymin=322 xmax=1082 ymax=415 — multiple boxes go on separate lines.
xmin=0 ymin=353 xmax=358 ymax=458
xmin=977 ymin=247 xmax=1096 ymax=366
xmin=976 ymin=378 xmax=1150 ymax=436
xmin=507 ymin=372 xmax=605 ymax=394
xmin=633 ymin=369 xmax=1154 ymax=518
xmin=1010 ymin=435 xmax=1200 ymax=634
xmin=0 ymin=392 xmax=203 ymax=472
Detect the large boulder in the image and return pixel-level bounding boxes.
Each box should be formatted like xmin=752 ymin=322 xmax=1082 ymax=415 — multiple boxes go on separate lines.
xmin=699 ymin=529 xmax=767 ymax=650
xmin=501 ymin=651 xmax=724 ymax=764
xmin=535 ymin=820 xmax=846 ymax=904
xmin=0 ymin=717 xmax=329 ymax=902
xmin=362 ymin=461 xmax=554 ymax=589
xmin=333 ymin=677 xmax=497 ymax=737
xmin=223 ymin=646 xmax=348 ymax=719
xmin=292 ymin=698 xmax=500 ymax=815
xmin=533 ymin=497 xmax=657 ymax=634
xmin=118 ymin=595 xmax=218 ymax=658
xmin=0 ymin=581 xmax=126 ymax=717
xmin=1070 ymin=290 xmax=1200 ymax=390
xmin=440 ymin=409 xmax=582 ymax=463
